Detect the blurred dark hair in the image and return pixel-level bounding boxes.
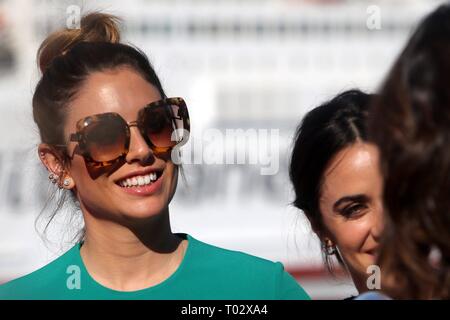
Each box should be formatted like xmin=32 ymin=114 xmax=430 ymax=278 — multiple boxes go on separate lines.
xmin=368 ymin=4 xmax=450 ymax=299
xmin=289 ymin=89 xmax=373 ymax=274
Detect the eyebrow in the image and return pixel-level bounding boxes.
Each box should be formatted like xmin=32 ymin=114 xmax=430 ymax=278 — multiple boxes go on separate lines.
xmin=333 ymin=194 xmax=370 ymax=211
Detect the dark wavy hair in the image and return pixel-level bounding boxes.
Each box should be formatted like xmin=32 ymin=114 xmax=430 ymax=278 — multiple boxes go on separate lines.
xmin=289 ymin=89 xmax=373 ymax=274
xmin=368 ymin=4 xmax=450 ymax=299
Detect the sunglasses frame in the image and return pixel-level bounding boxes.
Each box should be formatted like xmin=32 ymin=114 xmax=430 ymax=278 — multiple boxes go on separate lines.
xmin=55 ymin=97 xmax=190 ymax=168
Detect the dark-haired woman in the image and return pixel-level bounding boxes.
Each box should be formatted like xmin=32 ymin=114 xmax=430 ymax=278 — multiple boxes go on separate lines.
xmin=0 ymin=13 xmax=309 ymax=300
xmin=368 ymin=4 xmax=450 ymax=300
xmin=289 ymin=90 xmax=384 ymax=297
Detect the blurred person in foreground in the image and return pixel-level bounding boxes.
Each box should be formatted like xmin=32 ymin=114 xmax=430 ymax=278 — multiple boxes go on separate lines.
xmin=363 ymin=4 xmax=450 ymax=300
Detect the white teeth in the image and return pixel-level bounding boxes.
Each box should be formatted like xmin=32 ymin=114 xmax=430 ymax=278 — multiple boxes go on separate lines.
xmin=118 ymin=172 xmax=159 ymax=188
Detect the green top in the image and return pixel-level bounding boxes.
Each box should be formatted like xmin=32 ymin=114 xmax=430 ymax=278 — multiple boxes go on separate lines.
xmin=0 ymin=234 xmax=310 ymax=300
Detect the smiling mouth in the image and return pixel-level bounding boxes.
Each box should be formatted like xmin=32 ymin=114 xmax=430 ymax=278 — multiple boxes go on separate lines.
xmin=115 ymin=170 xmax=163 ymax=188
xmin=366 ymin=248 xmax=379 ymax=256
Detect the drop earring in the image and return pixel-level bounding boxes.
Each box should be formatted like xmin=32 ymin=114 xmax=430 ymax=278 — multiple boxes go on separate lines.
xmin=323 ymin=240 xmax=337 ymax=256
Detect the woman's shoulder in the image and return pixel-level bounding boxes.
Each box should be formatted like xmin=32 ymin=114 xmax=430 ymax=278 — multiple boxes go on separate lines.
xmin=185 ymin=234 xmax=310 ymax=299
xmin=0 ymin=244 xmax=80 ymax=299
xmin=188 ymin=234 xmax=280 ymax=270
xmin=354 ymin=291 xmax=392 ymax=300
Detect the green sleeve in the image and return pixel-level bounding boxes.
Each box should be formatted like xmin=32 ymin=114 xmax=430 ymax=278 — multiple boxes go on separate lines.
xmin=274 ymin=262 xmax=310 ymax=300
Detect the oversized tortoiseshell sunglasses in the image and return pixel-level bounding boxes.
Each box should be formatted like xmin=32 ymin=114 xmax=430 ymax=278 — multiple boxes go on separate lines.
xmin=55 ymin=97 xmax=190 ymax=168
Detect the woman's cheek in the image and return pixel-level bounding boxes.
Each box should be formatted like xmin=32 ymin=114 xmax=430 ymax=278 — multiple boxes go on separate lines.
xmin=343 ymin=219 xmax=369 ymax=250
xmin=166 ymin=164 xmax=178 ymax=202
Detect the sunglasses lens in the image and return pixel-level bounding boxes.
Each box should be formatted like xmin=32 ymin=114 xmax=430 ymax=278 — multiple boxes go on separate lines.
xmin=142 ymin=103 xmax=187 ymax=148
xmin=83 ymin=116 xmax=127 ymax=162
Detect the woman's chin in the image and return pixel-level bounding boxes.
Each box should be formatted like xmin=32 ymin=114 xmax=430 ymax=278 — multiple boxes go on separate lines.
xmin=367 ymin=252 xmax=379 ymax=264
xmin=359 ymin=254 xmax=378 ymax=272
xmin=115 ymin=198 xmax=166 ymax=220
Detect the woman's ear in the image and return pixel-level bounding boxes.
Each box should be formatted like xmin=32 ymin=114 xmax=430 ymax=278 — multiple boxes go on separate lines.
xmin=38 ymin=144 xmax=64 ymax=175
xmin=310 ymin=217 xmax=326 ymax=241
xmin=309 ymin=218 xmax=336 ymax=248
xmin=38 ymin=143 xmax=75 ymax=189
xmin=319 ymin=231 xmax=336 ymax=248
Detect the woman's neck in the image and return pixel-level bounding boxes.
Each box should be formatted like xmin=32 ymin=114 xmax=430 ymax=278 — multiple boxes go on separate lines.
xmin=79 ymin=209 xmax=187 ymax=292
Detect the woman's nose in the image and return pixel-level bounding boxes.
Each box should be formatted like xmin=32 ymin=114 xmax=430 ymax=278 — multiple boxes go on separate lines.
xmin=125 ymin=126 xmax=154 ymax=164
xmin=372 ymin=204 xmax=385 ymax=241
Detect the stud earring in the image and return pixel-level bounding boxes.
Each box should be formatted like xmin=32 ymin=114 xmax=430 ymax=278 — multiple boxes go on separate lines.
xmin=49 ymin=173 xmax=59 ymax=184
xmin=63 ymin=178 xmax=71 ymax=187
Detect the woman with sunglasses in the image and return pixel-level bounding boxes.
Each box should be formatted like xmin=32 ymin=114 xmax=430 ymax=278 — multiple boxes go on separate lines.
xmin=0 ymin=13 xmax=309 ymax=300
xmin=289 ymin=90 xmax=384 ymax=298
